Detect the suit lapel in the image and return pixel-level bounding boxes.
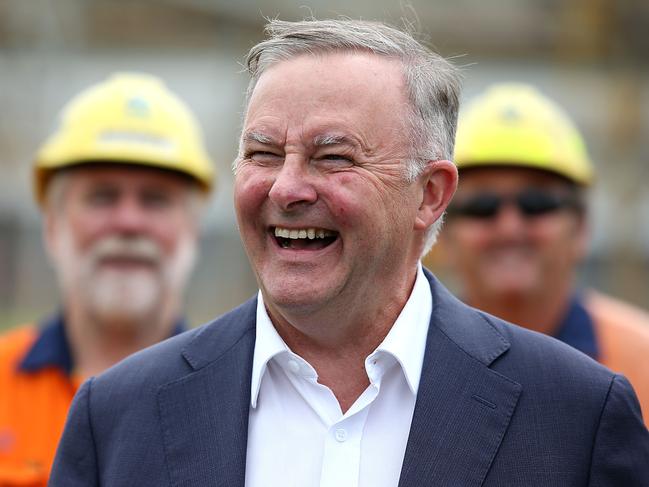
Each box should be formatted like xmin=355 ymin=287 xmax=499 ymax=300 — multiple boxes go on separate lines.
xmin=399 ymin=273 xmax=522 ymax=487
xmin=158 ymin=299 xmax=257 ymax=487
xmin=156 ymin=276 xmax=522 ymax=486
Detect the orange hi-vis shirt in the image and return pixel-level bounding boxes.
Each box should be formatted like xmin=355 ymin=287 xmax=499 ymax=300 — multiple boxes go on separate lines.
xmin=0 ymin=315 xmax=186 ymax=486
xmin=585 ymin=291 xmax=649 ymax=425
xmin=0 ymin=316 xmax=81 ymax=487
xmin=553 ymin=292 xmax=649 ymax=426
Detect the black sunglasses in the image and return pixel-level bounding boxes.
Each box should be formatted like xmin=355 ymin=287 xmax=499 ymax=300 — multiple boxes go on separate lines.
xmin=447 ymin=189 xmax=581 ymax=219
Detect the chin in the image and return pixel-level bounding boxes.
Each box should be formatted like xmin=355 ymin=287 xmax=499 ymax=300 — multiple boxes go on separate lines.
xmin=486 ymin=282 xmax=540 ymax=302
xmin=87 ymin=271 xmax=162 ymax=324
xmin=263 ymin=282 xmax=333 ymax=315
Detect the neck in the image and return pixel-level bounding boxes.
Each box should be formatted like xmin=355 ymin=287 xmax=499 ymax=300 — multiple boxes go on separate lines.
xmin=466 ymin=285 xmax=573 ymax=336
xmin=64 ymin=301 xmax=178 ymax=379
xmin=267 ymin=265 xmax=418 ymax=412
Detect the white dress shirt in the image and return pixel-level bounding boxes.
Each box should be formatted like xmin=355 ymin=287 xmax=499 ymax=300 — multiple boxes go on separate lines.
xmin=245 ymin=265 xmax=432 ymax=487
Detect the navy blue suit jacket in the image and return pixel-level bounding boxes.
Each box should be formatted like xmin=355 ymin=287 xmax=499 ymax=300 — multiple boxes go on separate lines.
xmin=49 ymin=271 xmax=649 ymax=486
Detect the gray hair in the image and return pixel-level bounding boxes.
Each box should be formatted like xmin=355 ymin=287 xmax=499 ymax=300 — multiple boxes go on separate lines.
xmin=239 ymin=18 xmax=462 ymax=255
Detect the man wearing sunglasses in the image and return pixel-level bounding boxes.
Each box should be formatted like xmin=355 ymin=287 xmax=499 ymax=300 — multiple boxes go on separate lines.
xmin=441 ymin=82 xmax=649 ymax=422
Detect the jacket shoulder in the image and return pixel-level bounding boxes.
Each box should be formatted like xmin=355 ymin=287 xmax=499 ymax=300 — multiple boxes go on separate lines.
xmin=478 ymin=310 xmax=649 ymax=475
xmin=487 ymin=309 xmax=616 ymax=387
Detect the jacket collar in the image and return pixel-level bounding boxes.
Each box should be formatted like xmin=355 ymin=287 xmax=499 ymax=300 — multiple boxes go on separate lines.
xmin=423 ymin=268 xmax=510 ymax=366
xmin=161 ymin=272 xmax=521 ymax=487
xmin=398 ymin=269 xmax=521 ymax=486
xmin=180 ymin=298 xmax=257 ymax=371
xmin=159 ymin=298 xmax=257 ymax=487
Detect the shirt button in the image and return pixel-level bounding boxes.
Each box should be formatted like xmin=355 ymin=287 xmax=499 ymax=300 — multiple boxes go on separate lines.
xmin=334 ymin=428 xmax=347 ymax=442
xmin=287 ymin=359 xmax=300 ymax=374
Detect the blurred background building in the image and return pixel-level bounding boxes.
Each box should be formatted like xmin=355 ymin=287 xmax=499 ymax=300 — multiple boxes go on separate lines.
xmin=1 ymin=0 xmax=648 ymax=328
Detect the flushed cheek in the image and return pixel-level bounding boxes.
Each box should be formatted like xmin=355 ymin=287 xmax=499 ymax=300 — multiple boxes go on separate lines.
xmin=321 ymin=185 xmax=370 ymax=227
xmin=65 ymin=214 xmax=108 ymax=252
xmin=330 ymin=204 xmax=354 ymax=228
xmin=235 ymin=174 xmax=272 ymax=212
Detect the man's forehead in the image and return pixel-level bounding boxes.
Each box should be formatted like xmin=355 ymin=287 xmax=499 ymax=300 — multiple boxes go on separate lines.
xmin=242 ymin=53 xmax=409 ymax=154
xmin=247 ymin=52 xmax=407 ymax=108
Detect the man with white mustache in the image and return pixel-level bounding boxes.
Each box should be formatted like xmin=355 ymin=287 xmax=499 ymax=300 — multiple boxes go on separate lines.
xmin=0 ymin=73 xmax=214 ymax=485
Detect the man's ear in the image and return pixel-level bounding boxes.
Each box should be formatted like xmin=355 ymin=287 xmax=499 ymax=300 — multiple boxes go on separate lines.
xmin=414 ymin=160 xmax=458 ymax=231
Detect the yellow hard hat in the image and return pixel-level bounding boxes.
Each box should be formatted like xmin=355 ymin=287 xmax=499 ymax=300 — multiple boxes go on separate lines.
xmin=454 ymin=82 xmax=594 ymax=186
xmin=34 ymin=72 xmax=215 ymax=204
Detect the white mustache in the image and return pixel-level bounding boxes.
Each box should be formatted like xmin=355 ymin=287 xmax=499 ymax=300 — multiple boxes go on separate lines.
xmin=90 ymin=236 xmax=162 ymax=265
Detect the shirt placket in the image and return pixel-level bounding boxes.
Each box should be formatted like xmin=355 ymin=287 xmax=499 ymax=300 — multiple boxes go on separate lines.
xmin=319 ymin=406 xmax=370 ymax=487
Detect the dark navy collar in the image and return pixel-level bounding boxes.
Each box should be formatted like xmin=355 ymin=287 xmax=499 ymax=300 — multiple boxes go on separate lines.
xmin=554 ymin=294 xmax=599 ymax=360
xmin=19 ymin=312 xmax=187 ymax=375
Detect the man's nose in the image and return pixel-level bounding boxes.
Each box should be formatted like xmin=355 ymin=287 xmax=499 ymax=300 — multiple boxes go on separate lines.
xmin=109 ymin=196 xmax=150 ymax=234
xmin=492 ymin=202 xmax=528 ymax=236
xmin=268 ymin=157 xmax=317 ymax=211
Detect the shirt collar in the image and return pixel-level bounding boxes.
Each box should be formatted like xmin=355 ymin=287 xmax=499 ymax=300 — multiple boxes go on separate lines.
xmin=19 ymin=313 xmax=74 ymax=375
xmin=250 ymin=263 xmax=432 ymax=406
xmin=19 ymin=312 xmax=188 ymax=376
xmin=370 ymin=264 xmax=431 ymax=395
xmin=250 ymin=293 xmax=291 ymax=408
xmin=554 ymin=294 xmax=599 ymax=360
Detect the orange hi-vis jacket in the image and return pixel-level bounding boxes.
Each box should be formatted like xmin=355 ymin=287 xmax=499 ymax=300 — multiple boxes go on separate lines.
xmin=584 ymin=291 xmax=649 ymax=424
xmin=0 ymin=316 xmax=80 ymax=486
xmin=555 ymin=291 xmax=649 ymax=425
xmin=0 ymin=314 xmax=186 ymax=486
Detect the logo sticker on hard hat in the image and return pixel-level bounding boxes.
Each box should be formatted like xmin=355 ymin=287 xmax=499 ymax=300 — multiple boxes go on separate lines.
xmin=126 ymin=97 xmax=151 ymax=118
xmin=500 ymin=105 xmax=521 ymax=123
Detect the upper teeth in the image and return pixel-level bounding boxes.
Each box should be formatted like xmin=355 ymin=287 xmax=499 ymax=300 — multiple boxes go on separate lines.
xmin=275 ymin=227 xmax=335 ymax=240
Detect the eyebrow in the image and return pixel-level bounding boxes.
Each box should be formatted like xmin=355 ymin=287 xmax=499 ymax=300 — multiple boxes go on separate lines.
xmin=242 ymin=131 xmax=275 ymax=145
xmin=242 ymin=131 xmax=359 ymax=150
xmin=312 ymin=134 xmax=357 ymax=148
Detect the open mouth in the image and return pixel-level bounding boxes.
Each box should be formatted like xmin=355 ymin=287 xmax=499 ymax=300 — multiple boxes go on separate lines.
xmin=272 ymin=226 xmax=338 ymax=250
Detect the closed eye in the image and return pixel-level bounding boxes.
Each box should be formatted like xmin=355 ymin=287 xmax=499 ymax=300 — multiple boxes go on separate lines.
xmin=321 ymin=154 xmax=350 ymax=161
xmin=84 ymin=187 xmax=119 ymax=207
xmin=246 ymin=151 xmax=283 ymax=165
xmin=315 ymin=153 xmax=354 ymax=168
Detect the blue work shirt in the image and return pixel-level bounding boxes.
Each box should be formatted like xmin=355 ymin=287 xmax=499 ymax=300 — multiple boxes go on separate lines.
xmin=554 ymin=294 xmax=599 ymax=360
xmin=19 ymin=312 xmax=187 ymax=375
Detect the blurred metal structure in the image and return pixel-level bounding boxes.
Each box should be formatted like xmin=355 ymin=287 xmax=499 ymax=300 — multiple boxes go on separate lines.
xmin=0 ymin=0 xmax=648 ymax=327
